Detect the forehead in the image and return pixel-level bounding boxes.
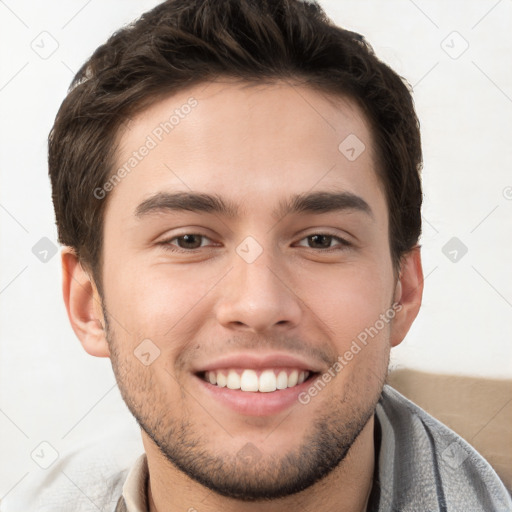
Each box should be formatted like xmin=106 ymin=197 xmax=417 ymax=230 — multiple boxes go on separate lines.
xmin=108 ymin=79 xmax=385 ymax=221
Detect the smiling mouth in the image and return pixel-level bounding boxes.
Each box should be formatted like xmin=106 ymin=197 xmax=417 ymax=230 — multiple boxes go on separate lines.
xmin=197 ymin=368 xmax=318 ymax=393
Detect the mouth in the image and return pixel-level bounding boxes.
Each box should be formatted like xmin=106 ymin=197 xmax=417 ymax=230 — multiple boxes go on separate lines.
xmin=192 ymin=352 xmax=325 ymax=416
xmin=197 ymin=368 xmax=319 ymax=393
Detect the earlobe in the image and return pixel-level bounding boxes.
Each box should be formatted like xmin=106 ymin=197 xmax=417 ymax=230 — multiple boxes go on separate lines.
xmin=61 ymin=248 xmax=110 ymax=358
xmin=389 ymin=246 xmax=423 ymax=348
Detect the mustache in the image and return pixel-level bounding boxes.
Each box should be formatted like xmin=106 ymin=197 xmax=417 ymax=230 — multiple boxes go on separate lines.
xmin=177 ymin=333 xmax=337 ymax=370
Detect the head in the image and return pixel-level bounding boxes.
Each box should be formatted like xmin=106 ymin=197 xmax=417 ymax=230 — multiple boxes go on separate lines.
xmin=52 ymin=0 xmax=423 ymax=502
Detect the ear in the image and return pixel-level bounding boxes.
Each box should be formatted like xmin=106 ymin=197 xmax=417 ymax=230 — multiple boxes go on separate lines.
xmin=389 ymin=245 xmax=423 ymax=348
xmin=61 ymin=247 xmax=110 ymax=357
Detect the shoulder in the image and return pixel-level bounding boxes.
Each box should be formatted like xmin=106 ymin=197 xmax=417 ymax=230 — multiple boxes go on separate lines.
xmin=370 ymin=385 xmax=512 ymax=512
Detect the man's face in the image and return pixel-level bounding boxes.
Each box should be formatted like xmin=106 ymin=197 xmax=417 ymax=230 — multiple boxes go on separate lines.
xmin=100 ymin=80 xmax=397 ymax=499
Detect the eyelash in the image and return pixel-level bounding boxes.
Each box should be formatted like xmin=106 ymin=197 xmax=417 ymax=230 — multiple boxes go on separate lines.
xmin=158 ymin=233 xmax=352 ymax=253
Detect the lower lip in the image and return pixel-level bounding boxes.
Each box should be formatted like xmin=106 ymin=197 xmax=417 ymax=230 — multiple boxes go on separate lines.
xmin=194 ymin=374 xmax=316 ymax=417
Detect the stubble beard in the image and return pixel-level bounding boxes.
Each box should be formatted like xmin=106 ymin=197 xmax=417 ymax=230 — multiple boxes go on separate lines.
xmin=103 ymin=307 xmax=385 ymax=501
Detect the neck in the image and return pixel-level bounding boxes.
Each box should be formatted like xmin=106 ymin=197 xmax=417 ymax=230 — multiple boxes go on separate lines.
xmin=144 ymin=416 xmax=375 ymax=512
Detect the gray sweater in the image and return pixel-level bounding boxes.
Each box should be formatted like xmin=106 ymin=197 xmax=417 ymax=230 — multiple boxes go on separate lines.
xmin=366 ymin=386 xmax=512 ymax=511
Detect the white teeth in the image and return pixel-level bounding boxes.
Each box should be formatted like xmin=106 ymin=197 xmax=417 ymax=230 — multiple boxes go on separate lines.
xmin=259 ymin=370 xmax=277 ymax=392
xmin=276 ymin=371 xmax=288 ymax=389
xmin=240 ymin=369 xmax=259 ymax=392
xmin=216 ymin=372 xmax=227 ymax=387
xmin=227 ymin=370 xmax=241 ymax=390
xmin=288 ymin=370 xmax=298 ymax=387
xmin=204 ymin=369 xmax=310 ymax=392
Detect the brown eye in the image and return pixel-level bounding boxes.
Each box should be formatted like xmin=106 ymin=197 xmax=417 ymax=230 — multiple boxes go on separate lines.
xmin=307 ymin=234 xmax=334 ymax=249
xmin=168 ymin=234 xmax=207 ymax=249
xmin=158 ymin=233 xmax=220 ymax=253
xmin=297 ymin=234 xmax=350 ymax=250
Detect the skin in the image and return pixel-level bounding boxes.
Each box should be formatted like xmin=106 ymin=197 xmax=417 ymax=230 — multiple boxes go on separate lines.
xmin=62 ymin=79 xmax=423 ymax=512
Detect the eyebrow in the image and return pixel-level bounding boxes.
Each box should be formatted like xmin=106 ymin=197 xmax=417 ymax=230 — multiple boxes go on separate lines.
xmin=135 ymin=191 xmax=373 ymax=220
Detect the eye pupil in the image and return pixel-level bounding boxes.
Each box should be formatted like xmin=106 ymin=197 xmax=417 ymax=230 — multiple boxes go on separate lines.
xmin=309 ymin=234 xmax=331 ymax=248
xmin=178 ymin=234 xmax=202 ymax=249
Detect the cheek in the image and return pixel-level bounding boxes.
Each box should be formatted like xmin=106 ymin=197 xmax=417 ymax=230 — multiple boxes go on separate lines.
xmin=299 ymin=259 xmax=394 ymax=343
xmin=102 ymin=257 xmax=224 ymax=344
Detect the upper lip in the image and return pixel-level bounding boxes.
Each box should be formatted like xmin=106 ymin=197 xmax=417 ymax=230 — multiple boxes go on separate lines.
xmin=193 ymin=352 xmax=324 ymax=374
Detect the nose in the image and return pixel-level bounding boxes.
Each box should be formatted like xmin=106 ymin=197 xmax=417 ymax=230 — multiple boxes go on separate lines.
xmin=214 ymin=248 xmax=302 ymax=333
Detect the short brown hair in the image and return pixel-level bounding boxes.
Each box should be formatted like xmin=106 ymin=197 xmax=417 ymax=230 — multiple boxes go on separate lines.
xmin=49 ymin=0 xmax=422 ymax=290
